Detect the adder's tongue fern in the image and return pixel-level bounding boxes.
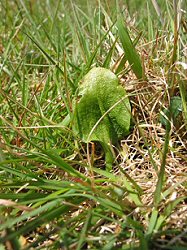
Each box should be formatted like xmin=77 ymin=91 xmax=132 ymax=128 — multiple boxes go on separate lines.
xmin=73 ymin=67 xmax=131 ymax=170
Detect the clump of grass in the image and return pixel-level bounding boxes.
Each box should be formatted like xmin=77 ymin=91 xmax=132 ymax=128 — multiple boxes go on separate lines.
xmin=0 ymin=0 xmax=187 ymax=249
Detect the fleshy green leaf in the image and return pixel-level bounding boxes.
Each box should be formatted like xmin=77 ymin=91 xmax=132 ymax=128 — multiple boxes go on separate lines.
xmin=73 ymin=67 xmax=131 ymax=167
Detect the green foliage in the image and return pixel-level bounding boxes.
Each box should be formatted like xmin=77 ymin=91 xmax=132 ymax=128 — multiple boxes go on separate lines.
xmin=160 ymin=96 xmax=182 ymax=128
xmin=73 ymin=67 xmax=131 ymax=167
xmin=179 ymin=81 xmax=187 ymax=130
xmin=0 ymin=0 xmax=186 ymax=249
xmin=117 ymin=18 xmax=144 ymax=80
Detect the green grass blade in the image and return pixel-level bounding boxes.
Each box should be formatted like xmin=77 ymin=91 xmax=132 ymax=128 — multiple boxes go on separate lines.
xmin=24 ymin=32 xmax=64 ymax=75
xmin=179 ymin=81 xmax=187 ymax=130
xmin=146 ymin=208 xmax=159 ymax=236
xmin=76 ymin=210 xmax=92 ymax=250
xmin=0 ymin=115 xmax=85 ymax=179
xmin=153 ymin=122 xmax=170 ymax=205
xmin=103 ymin=37 xmax=117 ymax=68
xmin=0 ymin=199 xmax=61 ymax=231
xmin=147 ymin=2 xmax=154 ymax=41
xmin=117 ymin=17 xmax=143 ymax=79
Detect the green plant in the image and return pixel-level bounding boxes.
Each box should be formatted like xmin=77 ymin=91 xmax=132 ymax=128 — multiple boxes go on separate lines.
xmin=73 ymin=67 xmax=131 ymax=169
xmin=0 ymin=0 xmax=186 ymax=249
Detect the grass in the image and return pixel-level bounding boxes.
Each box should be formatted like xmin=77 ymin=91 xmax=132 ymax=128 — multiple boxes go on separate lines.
xmin=0 ymin=0 xmax=187 ymax=249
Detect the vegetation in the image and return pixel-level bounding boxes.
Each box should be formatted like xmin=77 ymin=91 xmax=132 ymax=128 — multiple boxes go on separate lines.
xmin=0 ymin=0 xmax=186 ymax=249
xmin=73 ymin=67 xmax=131 ymax=170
